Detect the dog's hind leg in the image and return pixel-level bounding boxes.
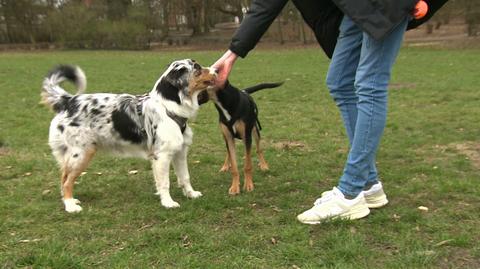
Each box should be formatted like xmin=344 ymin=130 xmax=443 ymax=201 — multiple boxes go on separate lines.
xmin=253 ymin=126 xmax=269 ymax=171
xmin=173 ymin=145 xmax=202 ymax=199
xmin=61 ymin=147 xmax=96 ymax=213
xmin=152 ymin=152 xmax=179 ymax=208
xmin=220 ymin=123 xmax=240 ymax=195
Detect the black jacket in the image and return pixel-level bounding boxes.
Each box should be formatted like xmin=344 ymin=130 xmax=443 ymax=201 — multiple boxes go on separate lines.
xmin=229 ymin=0 xmax=449 ymax=58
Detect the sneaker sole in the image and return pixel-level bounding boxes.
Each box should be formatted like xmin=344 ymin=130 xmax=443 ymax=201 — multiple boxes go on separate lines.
xmin=298 ymin=206 xmax=370 ymax=225
xmin=365 ymin=194 xmax=389 ymax=209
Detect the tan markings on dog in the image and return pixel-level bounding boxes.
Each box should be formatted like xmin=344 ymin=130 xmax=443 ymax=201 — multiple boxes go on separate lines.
xmin=234 ymin=120 xmax=254 ymax=192
xmin=233 ymin=120 xmax=246 ymax=139
xmin=61 ymin=147 xmax=96 ymax=200
xmin=253 ymin=126 xmax=269 ymax=171
xmin=188 ymin=69 xmax=216 ymax=95
xmin=61 ymin=168 xmax=68 ymax=188
xmin=220 ymin=123 xmax=240 ymax=195
xmin=231 ymin=120 xmax=254 ymax=192
xmin=243 ymin=143 xmax=254 ymax=192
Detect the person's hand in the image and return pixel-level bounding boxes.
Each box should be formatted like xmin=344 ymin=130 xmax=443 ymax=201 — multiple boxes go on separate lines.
xmin=412 ymin=0 xmax=428 ymax=19
xmin=211 ymin=50 xmax=238 ymax=88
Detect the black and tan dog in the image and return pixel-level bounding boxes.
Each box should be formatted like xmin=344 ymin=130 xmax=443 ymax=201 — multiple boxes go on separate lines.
xmin=198 ymin=81 xmax=282 ymax=195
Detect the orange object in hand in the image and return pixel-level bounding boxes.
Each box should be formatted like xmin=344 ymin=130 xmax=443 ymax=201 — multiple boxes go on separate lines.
xmin=413 ymin=0 xmax=428 ymax=19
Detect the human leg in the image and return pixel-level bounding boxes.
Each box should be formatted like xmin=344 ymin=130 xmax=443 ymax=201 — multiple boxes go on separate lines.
xmin=337 ymin=18 xmax=409 ymax=197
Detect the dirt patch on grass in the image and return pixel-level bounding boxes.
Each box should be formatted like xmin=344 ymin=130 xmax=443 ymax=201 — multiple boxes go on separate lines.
xmin=418 ymin=142 xmax=480 ymax=169
xmin=453 ymin=142 xmax=480 ymax=169
xmin=271 ymin=140 xmax=308 ymax=151
xmin=389 ymin=83 xmax=416 ymax=90
xmin=0 ymin=146 xmax=10 ymax=156
xmin=436 ymin=246 xmax=480 ymax=269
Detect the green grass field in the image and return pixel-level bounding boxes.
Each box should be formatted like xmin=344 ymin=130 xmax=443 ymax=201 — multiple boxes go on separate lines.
xmin=0 ymin=47 xmax=479 ymax=268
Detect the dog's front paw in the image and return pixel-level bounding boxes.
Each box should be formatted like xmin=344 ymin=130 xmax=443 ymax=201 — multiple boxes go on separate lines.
xmin=161 ymin=199 xmax=180 ymax=208
xmin=228 ymin=185 xmax=240 ymax=195
xmin=185 ymin=190 xmax=202 ymax=199
xmin=64 ymin=198 xmax=83 ymax=213
xmin=244 ymin=182 xmax=254 ymax=192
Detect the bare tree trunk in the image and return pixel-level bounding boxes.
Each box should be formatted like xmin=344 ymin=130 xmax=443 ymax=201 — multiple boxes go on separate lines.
xmin=202 ymin=0 xmax=209 ymax=33
xmin=216 ymin=0 xmax=244 ymax=22
xmin=186 ymin=0 xmax=202 ymax=36
xmin=161 ymin=0 xmax=170 ymax=39
xmin=300 ymin=22 xmax=306 ymax=44
xmin=277 ymin=17 xmax=284 ymax=45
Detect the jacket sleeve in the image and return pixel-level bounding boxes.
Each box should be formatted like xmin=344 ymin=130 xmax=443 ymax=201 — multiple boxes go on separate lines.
xmin=229 ymin=0 xmax=289 ymax=58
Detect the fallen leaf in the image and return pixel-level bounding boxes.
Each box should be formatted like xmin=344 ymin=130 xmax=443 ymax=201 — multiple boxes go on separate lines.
xmin=42 ymin=190 xmax=51 ymax=195
xmin=434 ymin=239 xmax=453 ymax=247
xmin=417 ymin=250 xmax=435 ymax=256
xmin=182 ymin=235 xmax=192 ymax=248
xmin=137 ymin=223 xmax=154 ymax=231
xmin=80 ymin=172 xmax=87 ymax=176
xmin=128 ymin=170 xmax=138 ymax=175
xmin=24 ymin=172 xmax=32 ymax=176
xmin=19 ymin=239 xmax=41 ymax=243
xmin=271 ymin=206 xmax=282 ymax=212
xmin=418 ymin=206 xmax=429 ymax=212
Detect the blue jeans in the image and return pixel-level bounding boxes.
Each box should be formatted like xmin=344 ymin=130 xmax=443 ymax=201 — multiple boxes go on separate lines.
xmin=326 ymin=16 xmax=408 ymax=197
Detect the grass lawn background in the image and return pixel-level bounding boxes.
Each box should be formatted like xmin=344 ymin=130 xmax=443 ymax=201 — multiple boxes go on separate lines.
xmin=0 ymin=47 xmax=479 ymax=268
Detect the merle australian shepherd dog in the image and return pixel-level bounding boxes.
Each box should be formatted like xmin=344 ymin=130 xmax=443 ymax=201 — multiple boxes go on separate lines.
xmin=41 ymin=59 xmax=216 ymax=212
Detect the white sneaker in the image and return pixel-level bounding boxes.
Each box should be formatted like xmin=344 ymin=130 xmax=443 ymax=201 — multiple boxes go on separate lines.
xmin=320 ymin=181 xmax=389 ymax=209
xmin=362 ymin=181 xmax=388 ymax=208
xmin=297 ymin=187 xmax=370 ymax=225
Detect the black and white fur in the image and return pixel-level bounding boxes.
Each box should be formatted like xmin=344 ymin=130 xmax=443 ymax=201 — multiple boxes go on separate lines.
xmin=41 ymin=60 xmax=216 ymax=212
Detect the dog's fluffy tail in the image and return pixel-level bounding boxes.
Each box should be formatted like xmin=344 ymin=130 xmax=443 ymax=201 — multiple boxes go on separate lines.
xmin=243 ymin=82 xmax=283 ymax=95
xmin=41 ymin=65 xmax=87 ymax=111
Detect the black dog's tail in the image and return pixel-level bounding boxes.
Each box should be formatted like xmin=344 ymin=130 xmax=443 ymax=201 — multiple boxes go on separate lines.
xmin=243 ymin=82 xmax=283 ymax=95
xmin=41 ymin=65 xmax=87 ymax=112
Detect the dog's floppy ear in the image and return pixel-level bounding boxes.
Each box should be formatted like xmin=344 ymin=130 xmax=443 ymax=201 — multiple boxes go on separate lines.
xmin=164 ymin=66 xmax=188 ymax=89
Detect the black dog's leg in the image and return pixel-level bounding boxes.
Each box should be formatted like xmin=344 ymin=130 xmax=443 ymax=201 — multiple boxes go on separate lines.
xmin=242 ymin=123 xmax=254 ymax=192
